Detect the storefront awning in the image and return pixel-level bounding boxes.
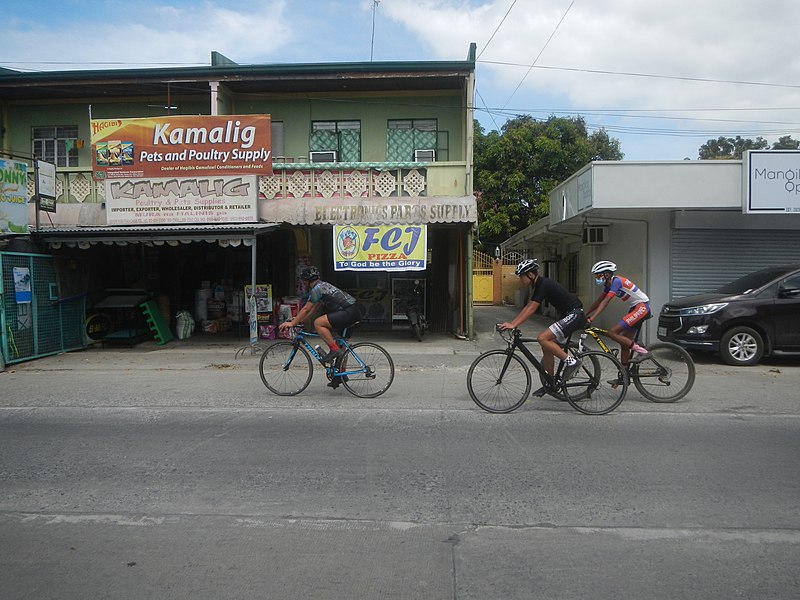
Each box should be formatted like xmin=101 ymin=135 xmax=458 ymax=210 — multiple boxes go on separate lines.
xmin=259 ymin=195 xmax=477 ymax=226
xmin=34 ymin=223 xmax=279 ymax=249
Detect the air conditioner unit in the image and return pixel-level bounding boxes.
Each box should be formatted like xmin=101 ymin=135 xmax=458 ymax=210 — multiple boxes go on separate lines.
xmin=414 ymin=149 xmax=436 ymax=162
xmin=582 ymin=226 xmax=608 ymax=245
xmin=309 ymin=150 xmax=337 ymax=163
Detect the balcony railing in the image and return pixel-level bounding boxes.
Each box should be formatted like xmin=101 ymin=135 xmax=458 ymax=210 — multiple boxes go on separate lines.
xmin=26 ymin=162 xmax=469 ymax=205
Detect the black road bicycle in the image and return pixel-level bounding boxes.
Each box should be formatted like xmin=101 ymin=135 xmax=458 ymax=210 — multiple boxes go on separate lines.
xmin=406 ymin=279 xmax=427 ymax=341
xmin=577 ymin=325 xmax=695 ymax=403
xmin=259 ymin=325 xmax=394 ymax=398
xmin=467 ymin=327 xmax=628 ymax=415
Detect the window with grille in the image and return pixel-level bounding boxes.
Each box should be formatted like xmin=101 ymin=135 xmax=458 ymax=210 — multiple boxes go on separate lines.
xmin=387 ymin=119 xmax=447 ymax=162
xmin=310 ymin=121 xmax=360 ymax=162
xmin=32 ymin=126 xmax=79 ymax=167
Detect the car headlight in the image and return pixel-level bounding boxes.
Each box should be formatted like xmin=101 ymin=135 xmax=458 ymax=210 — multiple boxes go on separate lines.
xmin=678 ymin=303 xmax=728 ymax=316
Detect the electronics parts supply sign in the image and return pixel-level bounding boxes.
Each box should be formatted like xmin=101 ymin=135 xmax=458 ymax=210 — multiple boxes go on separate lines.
xmin=90 ymin=115 xmax=273 ymax=180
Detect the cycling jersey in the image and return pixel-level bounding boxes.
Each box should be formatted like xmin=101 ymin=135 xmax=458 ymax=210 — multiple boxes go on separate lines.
xmin=308 ymin=281 xmax=357 ymax=313
xmin=604 ymin=275 xmax=649 ymax=307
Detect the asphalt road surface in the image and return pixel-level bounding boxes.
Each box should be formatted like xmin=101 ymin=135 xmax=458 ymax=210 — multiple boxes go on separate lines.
xmin=1 ymin=306 xmax=799 ymax=599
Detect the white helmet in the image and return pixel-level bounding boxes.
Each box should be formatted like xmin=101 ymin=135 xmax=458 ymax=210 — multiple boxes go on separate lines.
xmin=591 ymin=260 xmax=617 ymax=275
xmin=515 ymin=258 xmax=540 ymax=276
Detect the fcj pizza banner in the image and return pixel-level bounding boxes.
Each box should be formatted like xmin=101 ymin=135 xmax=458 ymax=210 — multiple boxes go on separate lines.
xmin=91 ymin=115 xmax=272 ymax=180
xmin=334 ymin=225 xmax=427 ymax=271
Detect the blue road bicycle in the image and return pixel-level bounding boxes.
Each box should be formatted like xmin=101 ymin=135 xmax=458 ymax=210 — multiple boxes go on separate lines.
xmin=258 ymin=325 xmax=395 ymax=398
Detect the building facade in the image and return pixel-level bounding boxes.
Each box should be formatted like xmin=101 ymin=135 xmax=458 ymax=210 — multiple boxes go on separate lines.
xmin=0 ymin=48 xmax=478 ymax=363
xmin=500 ymin=156 xmax=800 ymax=343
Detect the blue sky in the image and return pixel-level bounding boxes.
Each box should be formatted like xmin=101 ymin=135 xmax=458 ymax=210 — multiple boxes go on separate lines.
xmin=4 ymin=0 xmax=799 ymax=160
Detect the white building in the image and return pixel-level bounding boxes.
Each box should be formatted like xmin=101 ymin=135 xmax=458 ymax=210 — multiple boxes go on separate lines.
xmin=500 ymin=152 xmax=800 ymax=343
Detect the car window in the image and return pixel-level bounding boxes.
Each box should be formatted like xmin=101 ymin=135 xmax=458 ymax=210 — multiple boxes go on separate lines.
xmin=716 ymin=267 xmax=796 ymax=295
xmin=759 ymin=282 xmax=779 ymax=299
xmin=780 ymin=273 xmax=800 ymax=291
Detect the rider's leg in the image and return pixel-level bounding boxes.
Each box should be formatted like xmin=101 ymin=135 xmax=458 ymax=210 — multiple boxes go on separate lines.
xmin=538 ymin=329 xmax=568 ymax=376
xmin=313 ymin=314 xmax=338 ymax=350
xmin=607 ymin=324 xmax=635 ymax=365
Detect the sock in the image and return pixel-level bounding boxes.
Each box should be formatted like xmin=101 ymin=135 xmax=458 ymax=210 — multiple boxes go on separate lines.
xmin=328 ymin=342 xmax=340 ymax=352
xmin=564 ymin=356 xmax=577 ymax=366
xmin=631 ymin=343 xmax=647 ymax=354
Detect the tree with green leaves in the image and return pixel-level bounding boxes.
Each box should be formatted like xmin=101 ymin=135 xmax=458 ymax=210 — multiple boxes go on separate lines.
xmin=772 ymin=136 xmax=800 ymax=150
xmin=698 ymin=136 xmax=769 ymax=159
xmin=473 ymin=115 xmax=623 ymax=247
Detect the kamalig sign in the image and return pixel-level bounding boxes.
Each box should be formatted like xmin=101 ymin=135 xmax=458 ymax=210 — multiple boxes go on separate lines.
xmin=744 ymin=150 xmax=800 ymax=214
xmin=91 ymin=115 xmax=272 ymax=180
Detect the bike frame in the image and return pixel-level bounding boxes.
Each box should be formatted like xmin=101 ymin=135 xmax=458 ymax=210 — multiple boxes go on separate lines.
xmin=287 ymin=327 xmax=367 ymax=379
xmin=501 ymin=330 xmax=563 ymax=391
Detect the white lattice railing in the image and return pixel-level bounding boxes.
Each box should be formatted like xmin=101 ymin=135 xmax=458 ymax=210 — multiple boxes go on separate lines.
xmin=27 ymin=165 xmax=436 ymax=204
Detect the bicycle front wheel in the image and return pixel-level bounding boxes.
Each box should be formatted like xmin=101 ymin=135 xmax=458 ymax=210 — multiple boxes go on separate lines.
xmin=467 ymin=350 xmax=532 ymax=413
xmin=562 ymin=350 xmax=627 ymax=415
xmin=340 ymin=342 xmax=395 ymax=398
xmin=631 ymin=342 xmax=695 ymax=403
xmin=259 ymin=341 xmax=313 ymax=396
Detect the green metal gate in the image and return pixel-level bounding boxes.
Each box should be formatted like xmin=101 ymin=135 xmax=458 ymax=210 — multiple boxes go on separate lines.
xmin=0 ymin=251 xmax=86 ymax=365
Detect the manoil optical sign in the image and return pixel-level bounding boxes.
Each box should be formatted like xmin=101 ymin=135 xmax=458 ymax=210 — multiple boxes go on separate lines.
xmin=334 ymin=225 xmax=427 ymax=271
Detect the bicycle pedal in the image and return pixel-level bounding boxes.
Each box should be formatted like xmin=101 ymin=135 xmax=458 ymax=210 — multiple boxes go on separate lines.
xmin=531 ymin=386 xmax=547 ymax=397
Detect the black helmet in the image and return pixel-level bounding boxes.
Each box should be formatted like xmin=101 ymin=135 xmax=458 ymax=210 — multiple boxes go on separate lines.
xmin=300 ymin=266 xmax=320 ymax=281
xmin=514 ymin=258 xmax=540 ymax=277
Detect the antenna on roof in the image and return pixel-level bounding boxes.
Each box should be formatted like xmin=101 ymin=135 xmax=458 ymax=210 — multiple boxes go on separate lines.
xmin=370 ymin=0 xmax=380 ymax=61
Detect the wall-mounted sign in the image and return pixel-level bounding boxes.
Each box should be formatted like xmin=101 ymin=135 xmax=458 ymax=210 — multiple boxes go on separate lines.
xmin=90 ymin=115 xmax=272 ymax=180
xmin=0 ymin=158 xmax=28 ymax=234
xmin=36 ymin=160 xmax=57 ymax=213
xmin=105 ymin=175 xmax=258 ymax=225
xmin=334 ymin=224 xmax=427 ymax=271
xmin=744 ymin=150 xmax=800 ymax=214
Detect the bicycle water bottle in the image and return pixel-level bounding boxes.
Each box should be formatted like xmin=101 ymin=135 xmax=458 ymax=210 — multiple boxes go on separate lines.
xmin=578 ymin=332 xmax=587 ymax=353
xmin=314 ymin=344 xmax=322 ymax=357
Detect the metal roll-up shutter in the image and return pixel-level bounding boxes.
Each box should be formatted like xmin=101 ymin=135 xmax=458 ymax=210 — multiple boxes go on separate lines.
xmin=671 ymin=229 xmax=800 ymax=298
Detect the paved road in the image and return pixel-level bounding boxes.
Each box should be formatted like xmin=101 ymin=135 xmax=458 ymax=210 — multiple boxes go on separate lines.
xmin=1 ymin=306 xmax=799 ymax=599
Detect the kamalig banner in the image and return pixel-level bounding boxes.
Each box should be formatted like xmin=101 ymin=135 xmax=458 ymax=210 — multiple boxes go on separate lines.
xmin=334 ymin=225 xmax=427 ymax=271
xmin=90 ymin=114 xmax=272 ymax=180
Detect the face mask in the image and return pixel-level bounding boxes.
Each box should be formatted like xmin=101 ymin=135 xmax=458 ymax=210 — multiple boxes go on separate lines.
xmin=595 ymin=277 xmax=605 ymax=286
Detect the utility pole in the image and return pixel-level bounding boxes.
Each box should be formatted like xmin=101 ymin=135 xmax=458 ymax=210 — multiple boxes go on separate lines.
xmin=370 ymin=1 xmax=380 ymax=61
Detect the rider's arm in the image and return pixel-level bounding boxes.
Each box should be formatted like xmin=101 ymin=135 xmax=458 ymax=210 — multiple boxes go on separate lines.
xmin=281 ymin=300 xmax=317 ymax=329
xmin=501 ymin=299 xmax=541 ymax=329
xmin=587 ymin=295 xmax=612 ymax=323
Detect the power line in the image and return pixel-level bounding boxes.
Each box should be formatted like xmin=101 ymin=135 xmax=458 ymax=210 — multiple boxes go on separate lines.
xmin=476 ymin=0 xmax=518 ymax=60
xmin=501 ymin=0 xmax=576 ymax=110
xmin=480 ymin=60 xmax=800 ymax=91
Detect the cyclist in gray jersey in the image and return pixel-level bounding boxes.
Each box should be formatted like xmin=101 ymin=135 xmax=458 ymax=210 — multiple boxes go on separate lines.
xmin=278 ymin=266 xmax=360 ymax=363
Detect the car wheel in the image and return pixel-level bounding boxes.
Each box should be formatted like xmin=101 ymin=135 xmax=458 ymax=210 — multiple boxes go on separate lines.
xmin=720 ymin=326 xmax=764 ymax=366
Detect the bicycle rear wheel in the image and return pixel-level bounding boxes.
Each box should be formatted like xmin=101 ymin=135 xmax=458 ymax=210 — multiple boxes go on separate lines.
xmin=467 ymin=350 xmax=532 ymax=413
xmin=562 ymin=350 xmax=627 ymax=415
xmin=259 ymin=341 xmax=313 ymax=396
xmin=631 ymin=342 xmax=695 ymax=402
xmin=340 ymin=342 xmax=395 ymax=398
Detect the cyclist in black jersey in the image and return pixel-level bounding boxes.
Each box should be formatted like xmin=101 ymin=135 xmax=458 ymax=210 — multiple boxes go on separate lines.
xmin=498 ymin=259 xmax=588 ymax=381
xmin=278 ymin=266 xmax=360 ymax=364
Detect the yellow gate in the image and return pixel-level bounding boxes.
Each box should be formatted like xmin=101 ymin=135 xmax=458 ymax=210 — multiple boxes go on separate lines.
xmin=472 ymin=249 xmax=494 ymax=304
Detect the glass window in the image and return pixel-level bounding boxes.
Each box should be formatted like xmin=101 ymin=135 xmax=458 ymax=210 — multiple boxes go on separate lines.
xmin=310 ymin=121 xmax=360 ymax=162
xmin=32 ymin=125 xmax=79 ymax=167
xmin=387 ymin=119 xmax=439 ymax=161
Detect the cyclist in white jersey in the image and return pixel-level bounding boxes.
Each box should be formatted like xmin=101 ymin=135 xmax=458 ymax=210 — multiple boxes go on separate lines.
xmin=585 ymin=260 xmax=651 ymax=367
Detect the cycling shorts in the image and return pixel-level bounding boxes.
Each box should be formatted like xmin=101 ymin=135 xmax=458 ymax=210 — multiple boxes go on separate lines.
xmin=548 ymin=308 xmax=588 ymax=344
xmin=327 ymin=303 xmax=361 ymax=333
xmin=619 ymin=302 xmax=651 ymax=331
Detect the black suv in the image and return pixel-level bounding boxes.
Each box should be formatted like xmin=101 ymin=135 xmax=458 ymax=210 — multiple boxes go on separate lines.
xmin=658 ymin=264 xmax=800 ymax=366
